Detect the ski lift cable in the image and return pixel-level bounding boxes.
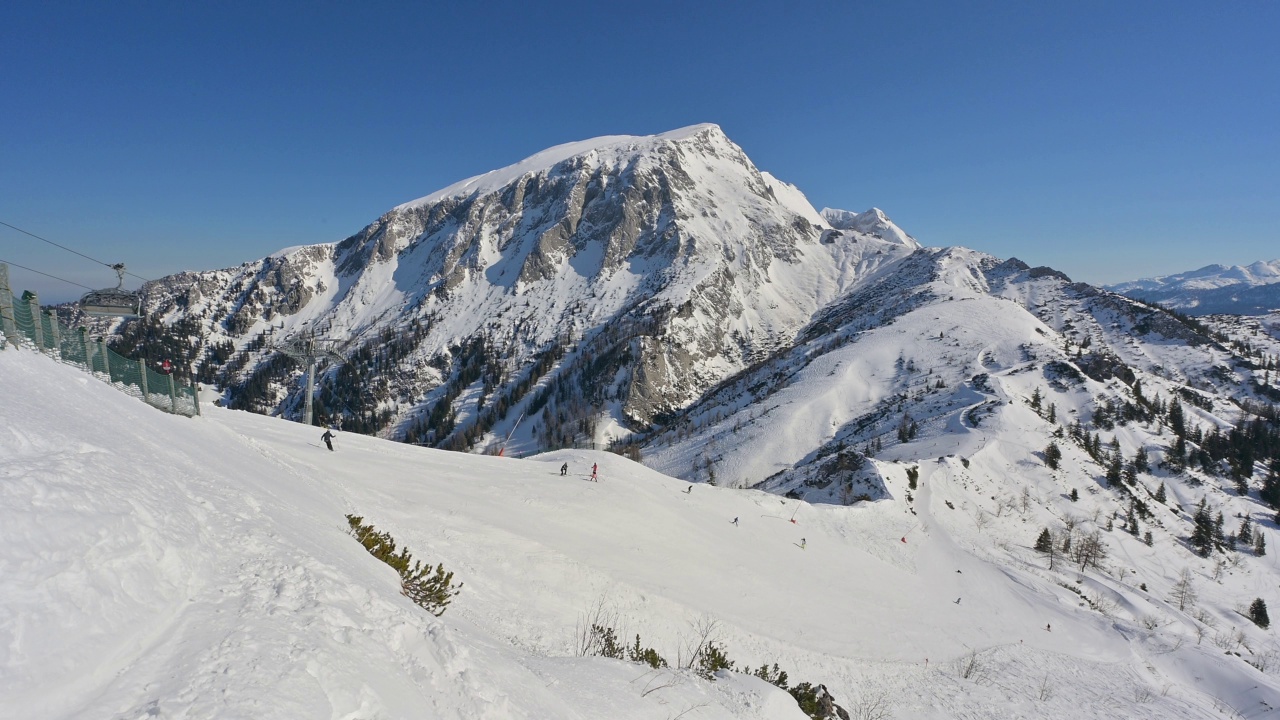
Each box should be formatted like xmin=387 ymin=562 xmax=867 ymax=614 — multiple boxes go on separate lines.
xmin=0 ymin=257 xmax=94 ymax=290
xmin=0 ymin=219 xmax=150 ymax=282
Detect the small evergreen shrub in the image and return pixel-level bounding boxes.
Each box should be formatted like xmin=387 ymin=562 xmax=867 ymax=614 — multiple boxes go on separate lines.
xmin=628 ymin=634 xmax=667 ymax=668
xmin=579 ymin=620 xmax=841 ymax=718
xmin=590 ymin=624 xmax=626 ymax=659
xmin=694 ymin=641 xmax=735 ymax=680
xmin=346 ymin=514 xmax=462 ymax=616
xmin=752 ymin=663 xmax=789 ymax=688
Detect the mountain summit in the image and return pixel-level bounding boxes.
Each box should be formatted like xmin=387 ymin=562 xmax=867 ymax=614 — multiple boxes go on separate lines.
xmin=137 ymin=124 xmax=917 ymax=448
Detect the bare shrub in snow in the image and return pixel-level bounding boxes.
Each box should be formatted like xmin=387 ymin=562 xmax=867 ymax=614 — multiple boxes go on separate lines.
xmin=848 ymin=687 xmax=893 ymax=720
xmin=952 ymin=648 xmax=990 ymax=684
xmin=574 ymin=594 xmax=619 ymax=657
xmin=1170 ymin=567 xmax=1197 ymax=611
xmin=1036 ymin=674 xmax=1053 ymax=701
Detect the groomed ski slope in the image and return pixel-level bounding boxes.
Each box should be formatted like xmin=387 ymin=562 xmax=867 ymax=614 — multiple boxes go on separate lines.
xmin=2 ymin=349 xmax=1275 ymax=719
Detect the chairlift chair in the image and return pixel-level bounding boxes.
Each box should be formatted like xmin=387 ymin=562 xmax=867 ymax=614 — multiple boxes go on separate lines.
xmin=80 ymin=263 xmax=140 ymax=317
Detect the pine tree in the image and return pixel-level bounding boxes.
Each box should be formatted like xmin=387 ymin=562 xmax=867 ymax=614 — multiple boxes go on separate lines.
xmin=1154 ymin=483 xmax=1167 ymax=503
xmin=1035 ymin=528 xmax=1053 ymax=553
xmin=1170 ymin=435 xmax=1188 ymax=471
xmin=1045 ymin=441 xmax=1062 ymax=470
xmin=1239 ymin=517 xmax=1254 ymax=545
xmin=1168 ymin=398 xmax=1185 ymax=437
xmin=1256 ymin=532 xmax=1267 ymax=557
xmin=1190 ymin=500 xmax=1215 ymax=557
xmin=1123 ymin=462 xmax=1138 ymax=485
xmin=1106 ymin=456 xmax=1123 ymax=487
xmin=1249 ymin=598 xmax=1270 ymax=629
xmin=1030 ymin=387 xmax=1042 ymax=411
xmin=1134 ymin=446 xmax=1150 ymax=473
xmin=1262 ymin=472 xmax=1280 ymax=509
xmin=1070 ymin=488 xmax=1079 ymax=502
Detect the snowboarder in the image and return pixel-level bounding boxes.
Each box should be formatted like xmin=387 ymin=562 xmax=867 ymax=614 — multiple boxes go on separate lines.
xmin=560 ymin=462 xmax=568 ymax=476
xmin=800 ymin=538 xmax=806 ymax=550
xmin=1045 ymin=623 xmax=1051 ymax=632
xmin=732 ymin=517 xmax=739 ymax=526
xmin=684 ymin=486 xmax=692 ymax=494
xmin=321 ymin=429 xmax=334 ymax=452
xmin=591 ymin=463 xmax=598 ymax=482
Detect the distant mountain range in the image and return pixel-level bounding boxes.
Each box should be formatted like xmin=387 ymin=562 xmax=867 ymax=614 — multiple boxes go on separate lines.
xmin=1107 ymin=260 xmax=1280 ymax=315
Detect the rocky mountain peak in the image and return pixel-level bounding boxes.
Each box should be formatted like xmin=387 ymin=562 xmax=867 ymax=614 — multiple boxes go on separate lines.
xmin=821 ymin=207 xmax=919 ymax=248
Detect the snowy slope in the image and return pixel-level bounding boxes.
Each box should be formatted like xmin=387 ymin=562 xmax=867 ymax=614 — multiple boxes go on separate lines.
xmin=4 ymin=342 xmax=1279 ymax=718
xmin=0 ymin=349 xmax=805 ymax=720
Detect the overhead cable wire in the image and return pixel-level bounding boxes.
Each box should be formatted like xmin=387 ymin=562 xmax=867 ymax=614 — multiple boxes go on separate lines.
xmin=0 ymin=219 xmax=150 ymax=282
xmin=0 ymin=258 xmax=94 ymax=290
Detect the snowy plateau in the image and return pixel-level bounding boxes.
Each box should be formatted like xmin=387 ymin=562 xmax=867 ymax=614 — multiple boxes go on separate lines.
xmin=6 ymin=124 xmax=1280 ymax=718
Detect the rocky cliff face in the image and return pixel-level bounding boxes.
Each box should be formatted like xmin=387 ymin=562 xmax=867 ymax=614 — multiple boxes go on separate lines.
xmin=133 ymin=124 xmax=917 ymax=451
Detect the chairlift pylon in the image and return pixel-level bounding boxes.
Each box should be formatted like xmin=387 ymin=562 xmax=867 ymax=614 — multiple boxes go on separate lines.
xmin=80 ymin=263 xmax=140 ymax=317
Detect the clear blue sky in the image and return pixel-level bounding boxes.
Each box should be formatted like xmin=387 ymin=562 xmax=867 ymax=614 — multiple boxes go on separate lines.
xmin=2 ymin=1 xmax=1277 ymax=301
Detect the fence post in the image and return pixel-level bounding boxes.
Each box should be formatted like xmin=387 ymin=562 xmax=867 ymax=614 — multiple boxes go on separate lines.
xmin=46 ymin=310 xmax=60 ymax=356
xmin=167 ymin=372 xmax=177 ymax=413
xmin=138 ymin=357 xmax=149 ymax=403
xmin=0 ymin=264 xmax=18 ymax=348
xmin=99 ymin=338 xmax=111 ymax=380
xmin=24 ymin=291 xmax=43 ymax=350
xmin=80 ymin=327 xmax=93 ymax=369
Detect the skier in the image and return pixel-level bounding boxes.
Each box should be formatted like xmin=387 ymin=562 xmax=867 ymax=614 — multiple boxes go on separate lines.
xmin=800 ymin=538 xmax=806 ymax=550
xmin=1045 ymin=623 xmax=1051 ymax=632
xmin=560 ymin=462 xmax=568 ymax=476
xmin=321 ymin=429 xmax=334 ymax=452
xmin=684 ymin=486 xmax=693 ymax=494
xmin=591 ymin=463 xmax=598 ymax=482
xmin=954 ymin=598 xmax=961 ymax=605
xmin=732 ymin=517 xmax=739 ymax=526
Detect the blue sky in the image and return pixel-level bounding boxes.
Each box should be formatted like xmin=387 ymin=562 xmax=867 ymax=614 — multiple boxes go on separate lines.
xmin=1 ymin=1 xmax=1277 ymax=301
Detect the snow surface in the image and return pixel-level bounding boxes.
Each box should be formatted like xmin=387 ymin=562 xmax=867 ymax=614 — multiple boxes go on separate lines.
xmin=395 ymin=124 xmax=723 ymax=210
xmin=5 ymin=344 xmax=1279 ymax=718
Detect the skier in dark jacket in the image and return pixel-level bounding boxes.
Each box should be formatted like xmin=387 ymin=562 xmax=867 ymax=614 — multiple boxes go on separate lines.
xmin=321 ymin=429 xmax=334 ymax=451
xmin=560 ymin=462 xmax=568 ymax=476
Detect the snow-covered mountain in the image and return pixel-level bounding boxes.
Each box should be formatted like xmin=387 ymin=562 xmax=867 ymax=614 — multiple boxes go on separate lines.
xmin=132 ymin=124 xmax=918 ymax=451
xmin=15 ymin=124 xmax=1280 ymax=719
xmin=1108 ymin=260 xmax=1280 ymax=315
xmin=5 ymin=346 xmax=1280 ymax=719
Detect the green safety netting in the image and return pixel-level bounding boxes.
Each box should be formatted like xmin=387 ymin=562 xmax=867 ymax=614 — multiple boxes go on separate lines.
xmin=2 ymin=288 xmax=199 ymax=418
